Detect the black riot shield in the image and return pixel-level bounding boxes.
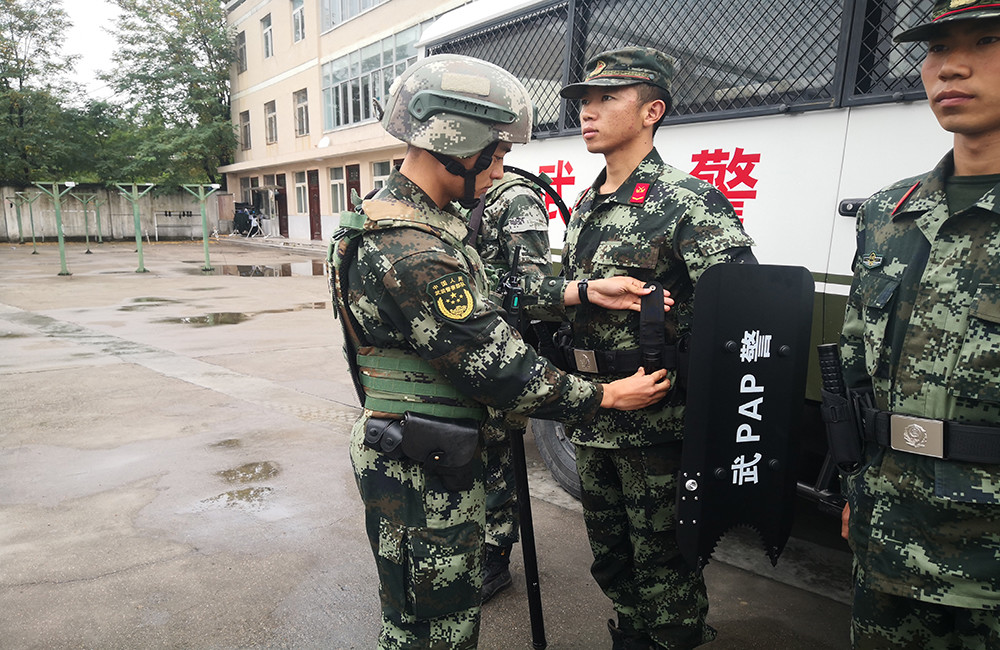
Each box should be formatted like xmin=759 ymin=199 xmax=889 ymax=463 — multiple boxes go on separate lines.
xmin=676 ymin=264 xmax=814 ymax=569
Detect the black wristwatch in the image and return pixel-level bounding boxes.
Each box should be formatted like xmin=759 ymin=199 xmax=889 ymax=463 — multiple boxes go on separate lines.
xmin=578 ymin=278 xmax=590 ymax=305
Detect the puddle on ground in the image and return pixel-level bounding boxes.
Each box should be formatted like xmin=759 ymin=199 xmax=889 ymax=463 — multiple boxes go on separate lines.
xmin=201 ymin=487 xmax=273 ymax=511
xmin=218 ymin=461 xmax=281 ymax=484
xmin=156 ymin=303 xmax=327 ymax=327
xmin=160 ymin=312 xmax=250 ymax=326
xmin=211 ymin=438 xmax=242 ymax=449
xmin=119 ymin=297 xmax=181 ymax=311
xmin=188 ymin=261 xmax=327 ymax=277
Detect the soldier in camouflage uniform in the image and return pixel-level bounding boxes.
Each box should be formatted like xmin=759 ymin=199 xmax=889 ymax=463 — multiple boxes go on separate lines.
xmin=523 ymin=48 xmax=756 ymax=648
xmin=839 ymin=2 xmax=1000 ymax=648
xmin=469 ymin=172 xmax=553 ymax=603
xmin=330 ymin=54 xmax=673 ymax=649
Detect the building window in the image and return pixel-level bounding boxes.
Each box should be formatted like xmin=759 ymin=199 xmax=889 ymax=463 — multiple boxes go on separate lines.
xmin=321 ymin=24 xmax=420 ymax=130
xmin=330 ymin=167 xmax=346 ymax=212
xmin=240 ymin=177 xmax=252 ymax=203
xmin=294 ymin=89 xmax=309 ymax=136
xmin=261 ymin=14 xmax=273 ymax=58
xmin=295 ymin=171 xmax=307 ymax=213
xmin=372 ymin=161 xmax=391 ymax=189
xmin=264 ymin=101 xmax=277 ymax=143
xmin=239 ymin=110 xmax=251 ymax=150
xmin=321 ymin=0 xmax=391 ymax=31
xmin=292 ymin=0 xmax=305 ymax=43
xmin=236 ymin=31 xmax=247 ymax=73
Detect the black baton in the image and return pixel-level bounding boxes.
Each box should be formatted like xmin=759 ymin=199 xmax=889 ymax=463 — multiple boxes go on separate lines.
xmin=500 ymin=246 xmax=547 ymax=648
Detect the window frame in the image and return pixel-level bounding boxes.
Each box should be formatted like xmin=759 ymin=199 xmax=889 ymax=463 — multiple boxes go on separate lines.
xmin=239 ymin=110 xmax=251 ymax=150
xmin=294 ymin=89 xmax=310 ymax=136
xmin=236 ymin=30 xmax=247 ymax=73
xmin=264 ymin=100 xmax=278 ymax=144
xmin=261 ymin=13 xmax=274 ymax=59
xmin=292 ymin=0 xmax=306 ymax=43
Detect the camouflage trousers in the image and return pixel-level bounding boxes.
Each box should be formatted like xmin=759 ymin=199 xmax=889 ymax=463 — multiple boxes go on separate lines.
xmin=483 ymin=419 xmax=520 ymax=548
xmin=350 ymin=416 xmax=486 ymax=650
xmin=844 ymin=446 xmax=1000 ymax=649
xmin=575 ymin=442 xmax=715 ymax=649
xmin=851 ymin=562 xmax=1000 ymax=649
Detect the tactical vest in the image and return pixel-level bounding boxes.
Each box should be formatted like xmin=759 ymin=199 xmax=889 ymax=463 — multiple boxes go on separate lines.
xmin=331 ymin=198 xmax=486 ymax=421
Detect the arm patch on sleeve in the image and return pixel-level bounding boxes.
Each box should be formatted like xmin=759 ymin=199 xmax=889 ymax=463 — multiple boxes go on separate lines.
xmin=427 ymin=272 xmax=476 ymax=322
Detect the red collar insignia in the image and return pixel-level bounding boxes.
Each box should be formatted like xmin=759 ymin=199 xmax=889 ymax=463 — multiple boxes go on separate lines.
xmin=630 ymin=183 xmax=650 ymax=204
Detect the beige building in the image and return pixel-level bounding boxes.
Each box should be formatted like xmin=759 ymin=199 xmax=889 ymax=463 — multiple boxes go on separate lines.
xmin=220 ymin=0 xmax=466 ymax=241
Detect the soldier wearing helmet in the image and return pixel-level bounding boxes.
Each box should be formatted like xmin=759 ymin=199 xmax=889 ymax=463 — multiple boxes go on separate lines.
xmin=330 ymin=54 xmax=673 ymax=649
xmin=839 ymin=1 xmax=1000 ymax=647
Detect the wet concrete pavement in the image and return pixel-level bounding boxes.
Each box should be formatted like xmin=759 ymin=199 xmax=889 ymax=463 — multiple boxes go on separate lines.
xmin=0 ymin=239 xmax=853 ymax=649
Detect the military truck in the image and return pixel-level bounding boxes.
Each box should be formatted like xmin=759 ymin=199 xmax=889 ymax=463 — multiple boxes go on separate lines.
xmin=419 ymin=0 xmax=950 ymax=509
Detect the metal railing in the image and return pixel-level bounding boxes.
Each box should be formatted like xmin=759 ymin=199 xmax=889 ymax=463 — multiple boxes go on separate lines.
xmin=429 ymin=0 xmax=931 ymax=136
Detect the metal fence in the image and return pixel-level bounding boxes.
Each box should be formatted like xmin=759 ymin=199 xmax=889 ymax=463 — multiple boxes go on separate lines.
xmin=429 ymin=0 xmax=932 ymax=136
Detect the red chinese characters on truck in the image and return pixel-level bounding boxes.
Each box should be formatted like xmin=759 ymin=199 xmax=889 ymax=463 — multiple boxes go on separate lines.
xmin=689 ymin=148 xmax=761 ymax=220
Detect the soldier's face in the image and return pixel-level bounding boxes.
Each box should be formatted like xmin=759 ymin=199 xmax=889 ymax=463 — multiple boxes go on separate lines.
xmin=577 ymin=85 xmax=648 ymax=154
xmin=921 ymin=19 xmax=1000 ymax=140
xmin=454 ymin=142 xmax=511 ymax=198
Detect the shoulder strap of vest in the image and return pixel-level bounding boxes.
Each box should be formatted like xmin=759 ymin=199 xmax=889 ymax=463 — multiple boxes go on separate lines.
xmin=332 ymin=232 xmax=368 ymax=406
xmin=362 ymin=198 xmax=469 ymax=251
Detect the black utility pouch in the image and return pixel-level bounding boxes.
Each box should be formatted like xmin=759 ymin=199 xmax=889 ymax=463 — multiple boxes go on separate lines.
xmin=364 ymin=417 xmax=404 ymax=460
xmin=401 ymin=412 xmax=480 ymax=492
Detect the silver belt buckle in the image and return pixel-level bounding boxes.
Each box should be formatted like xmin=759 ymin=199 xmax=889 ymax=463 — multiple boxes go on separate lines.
xmin=573 ymin=349 xmax=598 ymax=373
xmin=890 ymin=414 xmax=945 ymax=459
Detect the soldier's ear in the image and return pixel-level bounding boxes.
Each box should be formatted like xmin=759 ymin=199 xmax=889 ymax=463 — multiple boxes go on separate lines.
xmin=642 ymin=99 xmax=666 ymax=128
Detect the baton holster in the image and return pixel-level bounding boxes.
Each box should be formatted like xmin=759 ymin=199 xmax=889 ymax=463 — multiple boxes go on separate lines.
xmin=819 ymin=387 xmax=871 ymax=471
xmin=364 ymin=412 xmax=481 ymax=491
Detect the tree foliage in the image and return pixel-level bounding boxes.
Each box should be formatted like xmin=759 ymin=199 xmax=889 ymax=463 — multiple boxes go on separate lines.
xmin=0 ymin=0 xmax=236 ymax=187
xmin=0 ymin=0 xmax=79 ymax=184
xmin=104 ymin=0 xmax=237 ymax=185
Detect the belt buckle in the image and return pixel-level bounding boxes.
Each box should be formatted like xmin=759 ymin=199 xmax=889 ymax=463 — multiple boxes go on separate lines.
xmin=573 ymin=349 xmax=598 ymax=373
xmin=890 ymin=414 xmax=944 ymax=459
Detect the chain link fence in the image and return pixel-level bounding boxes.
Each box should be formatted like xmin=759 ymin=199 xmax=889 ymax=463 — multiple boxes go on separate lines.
xmin=429 ymin=0 xmax=932 ymax=136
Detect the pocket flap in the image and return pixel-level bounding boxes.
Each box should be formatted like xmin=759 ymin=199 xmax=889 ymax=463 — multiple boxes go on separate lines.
xmin=854 ymin=273 xmax=899 ymax=310
xmin=970 ymin=285 xmax=1000 ymax=324
xmin=594 ymin=240 xmax=659 ymax=270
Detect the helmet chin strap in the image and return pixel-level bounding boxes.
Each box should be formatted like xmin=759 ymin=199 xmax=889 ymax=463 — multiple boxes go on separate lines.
xmin=430 ymin=142 xmax=500 ymax=209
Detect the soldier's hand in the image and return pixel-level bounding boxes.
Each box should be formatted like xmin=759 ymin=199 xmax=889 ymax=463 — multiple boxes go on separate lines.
xmin=569 ymin=277 xmax=673 ymax=312
xmin=600 ymin=367 xmax=670 ymax=410
xmin=841 ymin=503 xmax=850 ymax=540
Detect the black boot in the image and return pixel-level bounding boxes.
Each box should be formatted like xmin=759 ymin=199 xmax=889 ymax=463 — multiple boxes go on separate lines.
xmin=481 ymin=544 xmax=512 ymax=603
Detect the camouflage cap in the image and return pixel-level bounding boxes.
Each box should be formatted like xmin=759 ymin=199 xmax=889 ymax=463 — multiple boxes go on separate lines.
xmin=895 ymin=0 xmax=1000 ymax=42
xmin=381 ymin=54 xmax=533 ymax=158
xmin=559 ymin=47 xmax=675 ymax=99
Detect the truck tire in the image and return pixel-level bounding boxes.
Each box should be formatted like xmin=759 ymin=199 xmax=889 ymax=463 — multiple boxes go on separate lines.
xmin=529 ymin=418 xmax=581 ymax=500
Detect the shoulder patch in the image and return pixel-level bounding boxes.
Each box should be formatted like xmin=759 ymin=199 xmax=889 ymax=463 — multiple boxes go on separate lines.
xmin=428 ymin=273 xmax=476 ymax=322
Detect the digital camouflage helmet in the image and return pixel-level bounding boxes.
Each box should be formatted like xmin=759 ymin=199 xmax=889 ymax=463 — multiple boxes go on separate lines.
xmin=382 ymin=54 xmax=534 ymax=206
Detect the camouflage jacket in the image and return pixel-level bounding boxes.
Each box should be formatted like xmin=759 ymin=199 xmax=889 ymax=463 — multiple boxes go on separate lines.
xmin=840 ymin=151 xmax=1000 ymax=609
xmin=335 ymin=169 xmax=602 ymax=425
xmin=527 ymin=148 xmax=754 ymax=448
xmin=475 ymin=172 xmax=553 ymax=291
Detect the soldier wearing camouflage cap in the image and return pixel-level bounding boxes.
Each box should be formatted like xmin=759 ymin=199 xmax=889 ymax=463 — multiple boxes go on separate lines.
xmin=521 ymin=46 xmax=756 ymax=648
xmin=839 ymin=3 xmax=1000 ymax=648
xmin=330 ymin=53 xmax=674 ymax=649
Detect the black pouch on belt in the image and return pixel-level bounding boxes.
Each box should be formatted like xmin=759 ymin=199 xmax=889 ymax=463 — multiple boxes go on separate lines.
xmin=364 ymin=417 xmax=405 ymax=460
xmin=401 ymin=412 xmax=481 ymax=492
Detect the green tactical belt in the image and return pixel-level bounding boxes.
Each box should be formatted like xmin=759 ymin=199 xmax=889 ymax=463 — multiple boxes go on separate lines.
xmin=357 ymin=348 xmax=485 ymax=421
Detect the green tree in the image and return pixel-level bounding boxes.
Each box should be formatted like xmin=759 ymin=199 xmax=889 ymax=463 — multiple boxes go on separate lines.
xmin=104 ymin=0 xmax=236 ymax=186
xmin=0 ymin=0 xmax=78 ymax=184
